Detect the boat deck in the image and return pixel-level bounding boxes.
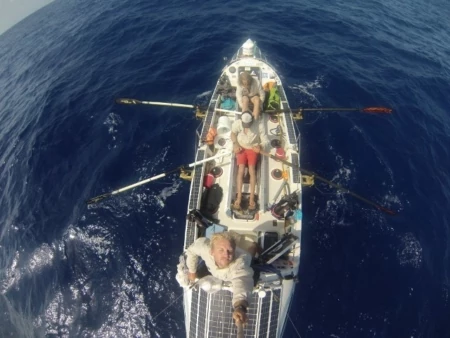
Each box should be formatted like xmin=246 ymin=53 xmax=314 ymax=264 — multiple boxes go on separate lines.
xmin=185 ymin=51 xmax=303 ymax=278
xmin=183 ymin=40 xmax=302 ymax=338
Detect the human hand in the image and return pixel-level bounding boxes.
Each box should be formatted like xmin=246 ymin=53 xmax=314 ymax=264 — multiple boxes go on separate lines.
xmin=232 ymin=308 xmax=247 ymax=326
xmin=252 ymin=145 xmax=261 ymax=153
xmin=233 ymin=143 xmax=242 ymax=154
xmin=188 ymin=272 xmax=197 ymax=282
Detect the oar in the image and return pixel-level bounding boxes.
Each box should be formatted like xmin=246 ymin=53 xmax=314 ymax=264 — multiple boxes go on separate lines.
xmin=115 ymin=98 xmax=200 ymax=109
xmin=116 ymin=98 xmax=392 ymax=115
xmin=260 ymin=151 xmax=396 ymax=215
xmin=265 ymin=106 xmax=392 ymax=114
xmin=86 ymin=151 xmax=231 ymax=205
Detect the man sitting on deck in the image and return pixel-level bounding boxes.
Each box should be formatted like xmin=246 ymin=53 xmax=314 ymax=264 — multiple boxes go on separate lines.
xmin=236 ymin=71 xmax=265 ymax=120
xmin=231 ymin=111 xmax=269 ymax=211
xmin=186 ymin=232 xmax=255 ymax=326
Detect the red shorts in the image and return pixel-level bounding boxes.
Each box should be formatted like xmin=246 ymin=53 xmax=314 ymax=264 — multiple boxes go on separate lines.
xmin=236 ymin=148 xmax=258 ymax=166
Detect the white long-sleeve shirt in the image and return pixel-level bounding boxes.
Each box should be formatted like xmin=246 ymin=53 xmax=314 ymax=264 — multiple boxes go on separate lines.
xmin=185 ymin=237 xmax=254 ymax=305
xmin=231 ymin=119 xmax=269 ymax=150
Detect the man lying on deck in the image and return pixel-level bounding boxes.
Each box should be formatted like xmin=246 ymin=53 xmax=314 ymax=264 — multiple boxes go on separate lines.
xmin=185 ymin=232 xmax=256 ymax=326
xmin=231 ymin=111 xmax=269 ymax=211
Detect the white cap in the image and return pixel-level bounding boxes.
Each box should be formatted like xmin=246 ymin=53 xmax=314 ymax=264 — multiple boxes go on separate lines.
xmin=241 ymin=111 xmax=253 ymax=128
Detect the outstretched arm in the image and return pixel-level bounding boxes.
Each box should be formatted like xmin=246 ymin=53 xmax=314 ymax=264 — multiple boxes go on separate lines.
xmin=230 ymin=259 xmax=254 ymax=306
xmin=185 ymin=238 xmax=208 ymax=279
xmin=230 ymin=260 xmax=253 ymax=326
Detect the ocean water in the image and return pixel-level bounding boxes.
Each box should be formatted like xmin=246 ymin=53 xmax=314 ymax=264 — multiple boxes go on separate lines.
xmin=0 ymin=0 xmax=449 ymax=337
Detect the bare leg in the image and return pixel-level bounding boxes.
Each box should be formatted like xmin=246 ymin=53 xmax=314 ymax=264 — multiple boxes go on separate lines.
xmin=241 ymin=96 xmax=250 ymax=112
xmin=248 ymin=165 xmax=256 ymax=208
xmin=251 ymin=96 xmax=261 ymax=120
xmin=235 ymin=164 xmax=246 ymax=208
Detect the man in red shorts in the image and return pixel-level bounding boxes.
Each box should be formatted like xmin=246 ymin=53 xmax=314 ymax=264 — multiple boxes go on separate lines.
xmin=230 ymin=111 xmax=269 ymax=211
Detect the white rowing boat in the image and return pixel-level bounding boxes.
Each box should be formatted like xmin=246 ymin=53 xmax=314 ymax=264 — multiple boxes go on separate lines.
xmin=181 ymin=39 xmax=303 ymax=338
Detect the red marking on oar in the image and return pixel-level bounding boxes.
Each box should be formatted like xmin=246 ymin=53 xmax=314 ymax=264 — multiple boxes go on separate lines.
xmin=378 ymin=206 xmax=397 ymax=216
xmin=362 ymin=107 xmax=393 ymax=114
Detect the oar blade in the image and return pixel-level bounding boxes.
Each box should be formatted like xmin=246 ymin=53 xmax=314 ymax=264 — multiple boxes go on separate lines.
xmin=377 ymin=205 xmax=397 ymax=216
xmin=86 ymin=193 xmax=112 ymax=205
xmin=362 ymin=107 xmax=393 ymax=114
xmin=115 ymin=98 xmax=142 ymax=105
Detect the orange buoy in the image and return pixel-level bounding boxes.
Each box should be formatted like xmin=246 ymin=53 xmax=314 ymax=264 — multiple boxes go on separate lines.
xmin=205 ymin=127 xmax=217 ymax=145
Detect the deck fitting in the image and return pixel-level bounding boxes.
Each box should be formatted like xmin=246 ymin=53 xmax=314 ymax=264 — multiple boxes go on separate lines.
xmin=195 ymin=108 xmax=206 ymax=119
xmin=301 ymin=175 xmax=314 ymax=186
xmin=180 ymin=168 xmax=193 ymax=181
xmin=292 ymin=112 xmax=303 ymax=120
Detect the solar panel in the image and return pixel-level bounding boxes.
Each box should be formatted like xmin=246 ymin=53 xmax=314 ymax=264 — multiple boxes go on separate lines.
xmin=189 ymin=286 xmax=200 ymax=338
xmin=278 ymin=88 xmax=297 ymax=145
xmin=284 ymin=112 xmax=297 ymax=145
xmin=184 ymin=221 xmax=197 ymax=251
xmin=188 ymin=287 xmax=281 ymax=337
xmin=291 ymin=153 xmax=301 ymax=183
xmin=188 ymin=149 xmax=205 ymax=211
xmin=268 ymin=289 xmax=281 ymax=338
xmin=185 ymin=149 xmax=205 ymax=250
xmin=200 ymin=105 xmax=216 ymax=141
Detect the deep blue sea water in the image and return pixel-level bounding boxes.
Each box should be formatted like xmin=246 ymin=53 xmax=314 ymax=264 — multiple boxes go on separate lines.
xmin=1 ymin=0 xmax=449 ymax=337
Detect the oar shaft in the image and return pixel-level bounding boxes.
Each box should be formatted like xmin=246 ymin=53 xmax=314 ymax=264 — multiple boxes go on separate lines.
xmin=300 ymin=168 xmax=393 ymax=214
xmin=87 ymin=151 xmax=232 ymax=204
xmin=112 ymin=173 xmax=168 ymax=194
xmin=260 ymin=151 xmax=396 ymax=215
xmin=114 ymin=152 xmax=230 ymax=193
xmin=115 ymin=98 xmax=195 ymax=108
xmin=264 ymin=108 xmax=359 ymax=113
xmin=140 ymin=101 xmax=195 ymax=108
xmin=215 ymin=108 xmax=241 ymax=115
xmin=264 ymin=106 xmax=392 ymax=114
xmin=301 ymin=107 xmax=360 ymax=111
xmin=187 ymin=151 xmax=231 ymax=168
